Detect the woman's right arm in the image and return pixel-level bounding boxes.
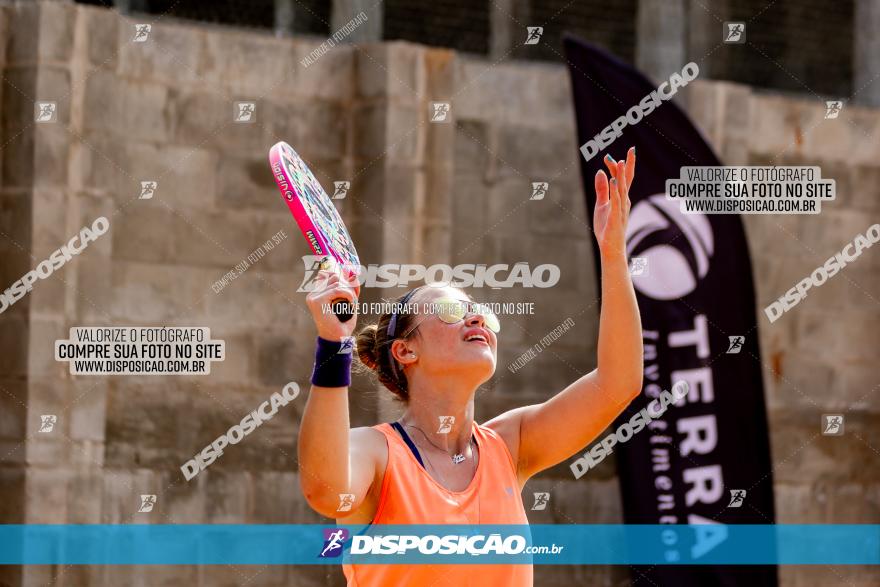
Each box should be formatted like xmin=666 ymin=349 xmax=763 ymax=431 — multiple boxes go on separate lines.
xmin=297 ymin=268 xmax=376 ymax=518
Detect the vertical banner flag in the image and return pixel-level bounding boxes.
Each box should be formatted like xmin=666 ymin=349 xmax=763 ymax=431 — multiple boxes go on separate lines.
xmin=563 ymin=35 xmax=777 ymax=586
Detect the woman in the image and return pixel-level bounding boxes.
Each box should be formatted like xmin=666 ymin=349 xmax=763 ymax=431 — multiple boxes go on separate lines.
xmin=298 ymin=148 xmax=643 ymax=585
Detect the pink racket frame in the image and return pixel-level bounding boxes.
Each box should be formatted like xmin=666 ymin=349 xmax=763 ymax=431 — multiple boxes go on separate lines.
xmin=269 ymin=141 xmax=361 ymax=287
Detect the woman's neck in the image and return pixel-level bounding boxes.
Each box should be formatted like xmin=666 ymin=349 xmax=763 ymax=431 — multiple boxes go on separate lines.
xmin=399 ymin=396 xmax=475 ymax=456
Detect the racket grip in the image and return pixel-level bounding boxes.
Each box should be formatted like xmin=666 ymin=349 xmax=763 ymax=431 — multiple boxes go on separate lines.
xmin=331 ymin=297 xmax=354 ymax=322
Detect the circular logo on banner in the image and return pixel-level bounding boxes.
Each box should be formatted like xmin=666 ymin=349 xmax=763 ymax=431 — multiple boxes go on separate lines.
xmin=625 ymin=194 xmax=714 ymax=300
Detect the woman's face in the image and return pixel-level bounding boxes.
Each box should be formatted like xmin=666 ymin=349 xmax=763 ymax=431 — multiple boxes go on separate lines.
xmin=397 ymin=286 xmax=498 ymax=382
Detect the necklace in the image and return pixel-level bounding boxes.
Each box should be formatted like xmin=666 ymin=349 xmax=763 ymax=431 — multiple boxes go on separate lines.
xmin=398 ymin=420 xmax=482 ymax=525
xmin=401 ymin=421 xmax=475 ymax=465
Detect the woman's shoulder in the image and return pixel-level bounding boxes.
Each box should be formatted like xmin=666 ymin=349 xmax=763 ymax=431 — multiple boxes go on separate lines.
xmin=480 ymin=414 xmax=527 ymax=487
xmin=351 ymin=424 xmax=391 ymax=455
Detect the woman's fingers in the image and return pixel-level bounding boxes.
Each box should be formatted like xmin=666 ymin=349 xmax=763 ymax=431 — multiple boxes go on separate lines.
xmin=617 ymin=160 xmax=629 ymax=221
xmin=609 ymin=175 xmax=620 ymax=214
xmin=625 ymin=146 xmax=636 ymax=189
xmin=595 ymin=169 xmax=609 ymax=204
xmin=603 ymin=154 xmax=618 ymax=180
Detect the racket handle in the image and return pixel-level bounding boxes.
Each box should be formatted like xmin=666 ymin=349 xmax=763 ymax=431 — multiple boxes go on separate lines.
xmin=331 ymin=297 xmax=354 ymax=322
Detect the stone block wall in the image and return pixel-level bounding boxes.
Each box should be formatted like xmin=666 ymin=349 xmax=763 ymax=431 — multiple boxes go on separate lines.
xmin=0 ymin=2 xmax=877 ymax=586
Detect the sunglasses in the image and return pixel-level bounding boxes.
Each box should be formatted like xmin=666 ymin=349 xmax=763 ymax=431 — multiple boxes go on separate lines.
xmin=427 ymin=297 xmax=501 ymax=333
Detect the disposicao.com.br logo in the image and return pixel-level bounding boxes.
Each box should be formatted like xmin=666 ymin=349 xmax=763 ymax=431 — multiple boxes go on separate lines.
xmin=297 ymin=256 xmax=561 ymax=292
xmin=320 ymin=529 xmax=563 ymax=557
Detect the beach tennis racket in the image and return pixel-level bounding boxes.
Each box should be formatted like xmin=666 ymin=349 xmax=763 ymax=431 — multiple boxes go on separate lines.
xmin=269 ymin=141 xmax=361 ymax=322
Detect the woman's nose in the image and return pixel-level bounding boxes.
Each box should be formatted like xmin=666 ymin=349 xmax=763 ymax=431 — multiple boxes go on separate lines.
xmin=465 ymin=313 xmax=485 ymax=327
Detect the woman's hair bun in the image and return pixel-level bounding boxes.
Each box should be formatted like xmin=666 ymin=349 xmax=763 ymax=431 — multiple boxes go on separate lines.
xmin=355 ymin=323 xmax=381 ymax=372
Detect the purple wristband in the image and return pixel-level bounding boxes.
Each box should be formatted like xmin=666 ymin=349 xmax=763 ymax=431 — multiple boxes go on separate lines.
xmin=310 ymin=336 xmax=353 ymax=388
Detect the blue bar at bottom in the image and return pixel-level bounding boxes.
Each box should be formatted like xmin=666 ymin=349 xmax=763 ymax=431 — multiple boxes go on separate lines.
xmin=0 ymin=524 xmax=877 ymax=565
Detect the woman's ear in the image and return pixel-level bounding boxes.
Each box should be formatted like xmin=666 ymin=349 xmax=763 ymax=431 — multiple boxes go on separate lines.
xmin=391 ymin=339 xmax=418 ymax=367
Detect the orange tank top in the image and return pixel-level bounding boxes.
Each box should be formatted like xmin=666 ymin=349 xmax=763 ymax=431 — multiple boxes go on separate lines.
xmin=341 ymin=421 xmax=533 ymax=586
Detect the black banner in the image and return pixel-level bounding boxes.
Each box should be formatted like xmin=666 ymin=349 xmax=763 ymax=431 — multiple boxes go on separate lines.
xmin=563 ymin=35 xmax=778 ymax=586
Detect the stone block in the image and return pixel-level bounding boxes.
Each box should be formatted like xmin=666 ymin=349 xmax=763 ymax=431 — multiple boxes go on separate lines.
xmin=832 ymin=362 xmax=880 ymax=412
xmin=170 ymin=88 xmax=226 ymax=145
xmin=118 ymin=19 xmax=205 ymax=86
xmin=769 ymin=410 xmax=880 ymax=485
xmin=796 ymin=308 xmax=880 ymax=364
xmin=425 ymin=110 xmax=454 ymax=165
xmin=172 ymin=91 xmax=265 ymax=154
xmin=30 ymin=186 xmax=67 ymax=257
xmin=0 ymin=314 xmax=28 ymax=377
xmin=482 ymin=174 xmax=530 ymax=238
xmin=252 ymin=472 xmax=324 ymax=524
xmin=352 ymin=102 xmax=387 ymax=160
xmin=205 ymin=271 xmax=284 ymax=333
xmin=200 ymin=29 xmax=297 ymax=95
xmin=848 ymin=164 xmax=880 ymax=213
xmin=159 ymin=469 xmax=205 ymax=523
xmin=0 ymin=378 xmax=26 ymax=441
xmin=5 ymin=3 xmax=39 ymax=66
xmin=67 ymin=469 xmax=104 ymax=524
xmin=530 ymin=235 xmax=594 ymax=293
xmin=27 ymin=316 xmax=66 ymax=379
xmin=33 ymin=127 xmax=68 ymax=190
xmin=495 ymin=123 xmax=574 ymax=179
xmin=71 ymin=131 xmax=125 ymax=195
xmin=256 ymin=332 xmax=313 ymax=387
xmin=111 ymin=261 xmax=211 ymax=322
xmin=356 ymin=41 xmax=424 ymax=100
xmin=34 ymin=66 xmax=71 ymax=122
xmin=528 ymin=180 xmax=591 ymax=238
xmin=83 ymin=68 xmax=120 ymax=134
xmin=764 ymin=351 xmax=833 ymax=413
xmin=108 ymin=388 xmax=198 ymax=472
xmin=844 ymin=264 xmax=880 ymax=309
xmin=0 ymin=7 xmax=9 ymax=66
xmin=845 ymin=106 xmax=880 ymax=167
xmin=111 ymin=204 xmax=180 ymax=264
xmin=70 ymin=379 xmax=108 ymax=442
xmin=203 ymin=470 xmax=251 ymax=522
xmin=83 ymin=5 xmax=118 ymax=69
xmin=250 ymin=219 xmax=299 ymax=274
xmin=293 ymin=40 xmax=355 ymax=100
xmin=369 ymin=164 xmax=421 ymax=228
xmin=24 ymin=467 xmax=70 ymax=523
xmin=261 ymin=100 xmax=304 ymax=148
xmin=454 ymin=119 xmax=491 ymax=178
xmin=450 ymin=184 xmax=488 ymax=263
xmin=172 ymin=207 xmax=262 ymax=269
xmin=71 ymin=249 xmax=114 ymax=325
xmin=386 ymin=102 xmax=423 ymax=164
xmin=36 ymin=2 xmax=76 ymax=64
xmin=456 ymin=58 xmax=573 ymax=128
xmin=101 ymin=564 xmax=141 ymax=587
xmin=0 ymin=191 xmax=31 ymax=271
xmin=20 ymin=261 xmax=65 ymax=322
xmin=0 ymin=466 xmax=25 ymax=523
xmin=120 ymin=79 xmax=171 ymax=143
xmin=425 ymin=47 xmax=455 ymax=99
xmin=1 ymin=67 xmax=38 ymax=135
xmin=422 ymin=223 xmax=451 ymax=267
xmin=298 ymin=100 xmax=348 ymax=161
xmin=683 ymin=79 xmax=723 ymax=148
xmin=123 ymin=142 xmax=217 ymax=209
xmin=797 ymin=207 xmax=871 ymax=258
xmin=1 ymin=125 xmax=35 ymax=189
xmin=541 ymin=478 xmax=623 ymax=523
xmin=748 ymin=93 xmax=807 ymax=159
xmin=205 ymin=332 xmax=252 ymax=384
